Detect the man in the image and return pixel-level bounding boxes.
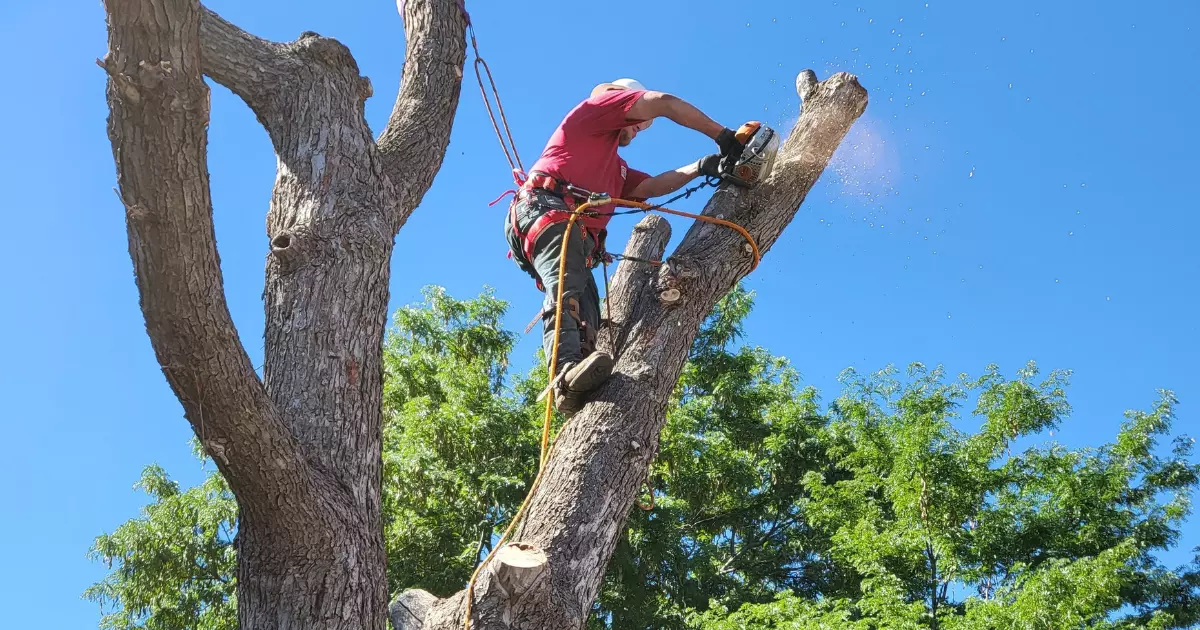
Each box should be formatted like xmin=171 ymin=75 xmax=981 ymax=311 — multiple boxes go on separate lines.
xmin=504 ymin=78 xmax=749 ymax=415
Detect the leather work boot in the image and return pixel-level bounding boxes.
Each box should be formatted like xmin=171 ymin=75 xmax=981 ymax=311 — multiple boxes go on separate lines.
xmin=553 ymin=351 xmax=614 ymax=416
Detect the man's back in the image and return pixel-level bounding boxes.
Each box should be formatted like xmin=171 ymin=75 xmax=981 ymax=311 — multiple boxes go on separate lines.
xmin=529 ymin=89 xmax=651 ymax=231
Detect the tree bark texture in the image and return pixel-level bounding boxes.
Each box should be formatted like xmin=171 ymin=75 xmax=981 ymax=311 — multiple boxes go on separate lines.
xmin=101 ymin=0 xmax=864 ymax=624
xmin=101 ymin=0 xmax=467 ymax=628
xmin=405 ymin=71 xmax=869 ymax=630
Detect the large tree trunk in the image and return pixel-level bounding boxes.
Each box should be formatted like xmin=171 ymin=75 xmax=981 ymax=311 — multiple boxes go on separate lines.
xmin=401 ymin=71 xmax=868 ymax=629
xmin=100 ymin=0 xmax=466 ymax=627
xmin=100 ymin=0 xmax=866 ymax=624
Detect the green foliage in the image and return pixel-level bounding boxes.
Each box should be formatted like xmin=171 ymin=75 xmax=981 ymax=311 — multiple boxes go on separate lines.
xmin=84 ymin=441 xmax=237 ymax=630
xmin=689 ymin=363 xmax=1200 ymax=630
xmin=380 ymin=285 xmax=542 ymax=596
xmin=953 ymin=542 xmax=1143 ymax=630
xmin=594 ymin=286 xmax=852 ymax=629
xmin=87 ymin=285 xmax=1200 ymax=630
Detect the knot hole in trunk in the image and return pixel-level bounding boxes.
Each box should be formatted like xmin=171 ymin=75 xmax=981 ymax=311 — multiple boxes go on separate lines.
xmin=269 ymin=230 xmax=306 ymax=273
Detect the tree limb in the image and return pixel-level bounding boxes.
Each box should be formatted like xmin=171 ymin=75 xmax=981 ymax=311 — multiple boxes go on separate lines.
xmin=101 ymin=0 xmax=323 ymax=537
xmin=198 ymin=7 xmax=296 ymax=118
xmin=718 ymin=515 xmax=799 ymax=575
xmin=671 ymin=71 xmax=868 ymax=276
xmin=376 ymin=0 xmax=469 ymax=232
xmin=407 ymin=69 xmax=868 ymax=630
xmin=195 ymin=0 xmax=467 ymax=233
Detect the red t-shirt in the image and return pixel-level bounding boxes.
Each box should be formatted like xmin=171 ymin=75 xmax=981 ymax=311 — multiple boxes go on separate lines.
xmin=527 ymin=89 xmax=652 ymax=231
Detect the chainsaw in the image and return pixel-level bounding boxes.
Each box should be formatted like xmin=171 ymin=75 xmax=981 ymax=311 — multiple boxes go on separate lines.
xmin=716 ymin=121 xmax=780 ymax=189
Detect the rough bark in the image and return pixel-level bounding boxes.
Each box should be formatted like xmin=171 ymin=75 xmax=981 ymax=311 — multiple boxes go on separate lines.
xmin=376 ymin=0 xmax=468 ymax=230
xmin=98 ymin=0 xmax=338 ymax=538
xmin=102 ymin=0 xmax=862 ymax=622
xmin=101 ymin=0 xmax=467 ymax=628
xmin=406 ymin=70 xmax=869 ymax=630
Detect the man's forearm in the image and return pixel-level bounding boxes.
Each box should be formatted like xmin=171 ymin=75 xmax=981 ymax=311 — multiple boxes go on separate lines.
xmin=627 ymin=161 xmax=702 ymax=199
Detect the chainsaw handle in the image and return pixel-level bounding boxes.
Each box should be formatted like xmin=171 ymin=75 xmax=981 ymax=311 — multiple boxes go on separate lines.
xmin=734 ymin=121 xmax=761 ymax=144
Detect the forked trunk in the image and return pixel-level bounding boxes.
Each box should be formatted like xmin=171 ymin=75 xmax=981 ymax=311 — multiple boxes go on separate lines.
xmin=100 ymin=0 xmax=865 ymax=625
xmin=101 ymin=0 xmax=466 ymax=628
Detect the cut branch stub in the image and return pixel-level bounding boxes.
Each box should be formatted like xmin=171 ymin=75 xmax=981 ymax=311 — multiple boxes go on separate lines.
xmin=389 ymin=589 xmax=438 ymax=630
xmin=597 ymin=215 xmax=671 ymax=356
xmin=796 ymin=68 xmax=819 ymax=102
xmin=491 ymin=542 xmax=549 ymax=599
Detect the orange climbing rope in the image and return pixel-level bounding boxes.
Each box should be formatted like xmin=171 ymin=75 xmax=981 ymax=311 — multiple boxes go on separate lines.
xmin=460 ymin=194 xmax=760 ymax=628
xmin=460 ymin=196 xmax=604 ymax=629
xmin=608 ymin=199 xmax=762 ymax=271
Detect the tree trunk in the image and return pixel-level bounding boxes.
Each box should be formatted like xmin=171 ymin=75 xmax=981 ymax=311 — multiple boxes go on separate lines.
xmin=403 ymin=71 xmax=868 ymax=630
xmin=100 ymin=0 xmax=866 ymax=624
xmin=101 ymin=0 xmax=466 ymax=628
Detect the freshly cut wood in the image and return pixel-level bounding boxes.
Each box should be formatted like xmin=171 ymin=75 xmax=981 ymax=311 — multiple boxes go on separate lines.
xmin=492 ymin=542 xmax=549 ymax=598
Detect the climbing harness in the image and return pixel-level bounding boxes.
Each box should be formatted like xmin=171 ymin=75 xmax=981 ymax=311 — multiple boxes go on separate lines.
xmin=454 ymin=5 xmax=771 ymax=628
xmin=507 ymin=171 xmax=595 ymax=283
xmin=507 ymin=172 xmax=717 ymax=293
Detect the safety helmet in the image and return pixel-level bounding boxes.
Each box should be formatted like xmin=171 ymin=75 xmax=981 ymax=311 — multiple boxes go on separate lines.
xmin=591 ymin=77 xmax=647 ymax=98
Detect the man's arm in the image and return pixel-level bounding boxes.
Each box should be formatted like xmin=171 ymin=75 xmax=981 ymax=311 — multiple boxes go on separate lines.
xmin=626 ymin=154 xmax=721 ymax=200
xmin=626 ymin=91 xmax=745 ymax=162
xmin=627 ymin=91 xmax=724 ymax=138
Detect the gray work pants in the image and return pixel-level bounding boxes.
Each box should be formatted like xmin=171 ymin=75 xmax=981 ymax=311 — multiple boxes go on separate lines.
xmin=504 ymin=193 xmax=602 ymax=371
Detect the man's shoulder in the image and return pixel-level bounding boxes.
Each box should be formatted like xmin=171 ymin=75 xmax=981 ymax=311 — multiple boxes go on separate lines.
xmin=556 ymin=89 xmax=643 ymax=137
xmin=586 ymin=88 xmax=647 ymax=107
xmin=564 ymin=89 xmax=646 ymax=118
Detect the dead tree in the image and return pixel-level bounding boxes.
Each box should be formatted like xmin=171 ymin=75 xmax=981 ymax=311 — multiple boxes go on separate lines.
xmin=98 ymin=0 xmax=866 ymax=627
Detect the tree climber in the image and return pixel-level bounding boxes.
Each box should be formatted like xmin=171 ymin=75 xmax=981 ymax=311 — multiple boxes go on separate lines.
xmin=504 ymin=78 xmax=750 ymax=415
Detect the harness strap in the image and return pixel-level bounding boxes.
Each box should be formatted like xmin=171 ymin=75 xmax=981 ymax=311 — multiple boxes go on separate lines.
xmin=508 ymin=172 xmax=602 ymax=286
xmin=518 ymin=206 xmax=583 ymax=264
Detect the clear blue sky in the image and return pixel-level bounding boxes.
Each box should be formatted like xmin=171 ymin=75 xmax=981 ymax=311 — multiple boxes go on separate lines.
xmin=2 ymin=0 xmax=1197 ymax=626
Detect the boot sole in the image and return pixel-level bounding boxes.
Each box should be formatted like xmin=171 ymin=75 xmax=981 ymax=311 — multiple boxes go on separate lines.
xmin=563 ymin=352 xmax=614 ymax=395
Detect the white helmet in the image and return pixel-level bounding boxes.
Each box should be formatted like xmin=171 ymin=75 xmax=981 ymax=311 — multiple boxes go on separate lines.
xmin=591 ymin=77 xmax=649 ymax=99
xmin=610 ymin=78 xmax=646 ymax=91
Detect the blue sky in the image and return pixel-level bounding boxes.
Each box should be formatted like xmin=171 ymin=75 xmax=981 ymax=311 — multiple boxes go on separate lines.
xmin=2 ymin=0 xmax=1197 ymax=625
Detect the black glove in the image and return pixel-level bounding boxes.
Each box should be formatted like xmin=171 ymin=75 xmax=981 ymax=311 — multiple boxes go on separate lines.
xmin=715 ymin=127 xmax=745 ymax=163
xmin=697 ymin=153 xmax=723 ymax=178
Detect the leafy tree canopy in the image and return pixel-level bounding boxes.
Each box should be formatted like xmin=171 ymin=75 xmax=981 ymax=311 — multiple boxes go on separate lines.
xmin=84 ymin=441 xmax=237 ymax=630
xmin=86 ymin=286 xmax=1199 ymax=629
